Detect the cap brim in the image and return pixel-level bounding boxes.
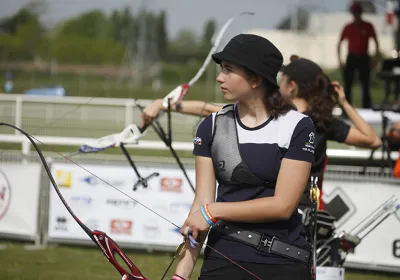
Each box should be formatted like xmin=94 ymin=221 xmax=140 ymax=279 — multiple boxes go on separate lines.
xmin=212 ymin=51 xmax=279 ymax=90
xmin=212 ymin=51 xmax=236 ymax=65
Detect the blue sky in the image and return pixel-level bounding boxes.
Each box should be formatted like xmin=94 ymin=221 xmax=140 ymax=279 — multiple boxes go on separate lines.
xmin=0 ymin=0 xmax=386 ymax=40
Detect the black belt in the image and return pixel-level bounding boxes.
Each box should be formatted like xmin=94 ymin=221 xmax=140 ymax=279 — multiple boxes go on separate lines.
xmin=213 ymin=221 xmax=311 ymax=267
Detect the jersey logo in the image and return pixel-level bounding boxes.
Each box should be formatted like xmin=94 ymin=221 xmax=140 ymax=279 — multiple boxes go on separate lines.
xmin=193 ymin=137 xmax=202 ymax=145
xmin=308 ymin=132 xmax=315 ymax=144
xmin=215 ymin=161 xmax=225 ymax=172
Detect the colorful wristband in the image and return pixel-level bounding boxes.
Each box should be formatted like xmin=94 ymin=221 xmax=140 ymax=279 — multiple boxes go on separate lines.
xmin=204 ymin=204 xmax=218 ymax=224
xmin=200 ymin=206 xmax=214 ymax=226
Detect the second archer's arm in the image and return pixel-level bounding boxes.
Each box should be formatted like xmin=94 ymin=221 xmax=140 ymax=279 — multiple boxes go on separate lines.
xmin=141 ymin=99 xmax=222 ymax=126
xmin=162 ymin=99 xmax=222 ymax=116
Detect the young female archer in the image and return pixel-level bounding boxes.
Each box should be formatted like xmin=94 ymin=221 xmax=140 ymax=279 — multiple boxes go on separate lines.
xmin=168 ymin=34 xmax=315 ymax=280
xmin=141 ymin=57 xmax=381 ymax=210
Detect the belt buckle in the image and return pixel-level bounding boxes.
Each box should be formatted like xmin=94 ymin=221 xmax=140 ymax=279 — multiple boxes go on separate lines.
xmin=259 ymin=235 xmax=275 ymax=251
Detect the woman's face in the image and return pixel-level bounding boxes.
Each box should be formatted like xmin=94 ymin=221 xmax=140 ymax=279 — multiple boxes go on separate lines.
xmin=216 ymin=61 xmax=255 ymax=102
xmin=279 ymin=74 xmax=297 ymax=99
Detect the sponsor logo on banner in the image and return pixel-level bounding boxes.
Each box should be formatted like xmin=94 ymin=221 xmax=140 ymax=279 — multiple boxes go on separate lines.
xmin=55 ymin=170 xmax=72 ymax=188
xmin=111 ymin=219 xmax=132 ymax=235
xmin=106 ymin=199 xmax=136 ymax=208
xmin=161 ymin=177 xmax=182 ymax=193
xmin=393 ymin=239 xmax=400 ymax=258
xmin=81 ymin=176 xmax=124 ymax=187
xmin=54 ymin=216 xmax=68 ymax=232
xmin=0 ymin=170 xmax=12 ymax=221
xmin=143 ymin=223 xmax=159 ymax=238
xmin=71 ymin=196 xmax=92 ymax=205
xmin=323 ymin=187 xmax=357 ymax=227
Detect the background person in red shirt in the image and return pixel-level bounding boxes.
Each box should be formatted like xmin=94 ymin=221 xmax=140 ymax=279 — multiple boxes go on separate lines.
xmin=337 ymin=1 xmax=380 ymax=108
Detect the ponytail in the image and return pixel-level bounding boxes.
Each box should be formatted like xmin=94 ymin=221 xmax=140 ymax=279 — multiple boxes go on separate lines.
xmin=244 ymin=68 xmax=296 ymax=118
xmin=299 ymin=73 xmax=337 ymax=131
xmin=263 ymin=83 xmax=297 ymax=118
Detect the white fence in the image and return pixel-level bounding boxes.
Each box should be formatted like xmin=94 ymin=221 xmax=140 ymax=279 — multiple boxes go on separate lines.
xmin=0 ymin=94 xmax=207 ymax=142
xmin=2 ymin=94 xmax=400 ymax=161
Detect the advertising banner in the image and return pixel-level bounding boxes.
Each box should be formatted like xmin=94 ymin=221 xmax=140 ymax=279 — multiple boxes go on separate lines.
xmin=48 ymin=162 xmax=195 ymax=247
xmin=0 ymin=163 xmax=41 ymax=239
xmin=323 ymin=179 xmax=400 ymax=270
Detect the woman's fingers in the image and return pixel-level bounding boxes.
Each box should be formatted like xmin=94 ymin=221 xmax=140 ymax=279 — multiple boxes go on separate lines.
xmin=190 ymin=228 xmax=199 ymax=240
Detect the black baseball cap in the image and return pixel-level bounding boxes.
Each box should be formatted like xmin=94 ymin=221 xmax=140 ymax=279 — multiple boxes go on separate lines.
xmin=280 ymin=58 xmax=322 ymax=87
xmin=212 ymin=34 xmax=283 ymax=90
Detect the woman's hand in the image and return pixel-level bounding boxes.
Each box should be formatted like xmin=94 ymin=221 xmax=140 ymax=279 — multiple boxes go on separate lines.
xmin=180 ymin=208 xmax=211 ymax=240
xmin=140 ymin=99 xmax=164 ymax=126
xmin=331 ymin=80 xmax=347 ymax=106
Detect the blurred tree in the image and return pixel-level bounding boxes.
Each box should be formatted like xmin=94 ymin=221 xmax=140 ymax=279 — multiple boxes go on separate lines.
xmin=15 ymin=19 xmax=43 ymax=59
xmin=166 ymin=28 xmax=204 ymax=63
xmin=0 ymin=3 xmax=45 ymax=61
xmin=201 ymin=19 xmax=217 ymax=50
xmin=156 ymin=11 xmax=168 ymax=60
xmin=58 ymin=10 xmax=112 ymax=39
xmin=24 ymin=0 xmax=48 ymax=17
xmin=0 ymin=8 xmax=40 ymax=35
xmin=48 ymin=34 xmax=124 ymax=64
xmin=170 ymin=29 xmax=198 ymax=51
xmin=110 ymin=7 xmax=135 ymax=45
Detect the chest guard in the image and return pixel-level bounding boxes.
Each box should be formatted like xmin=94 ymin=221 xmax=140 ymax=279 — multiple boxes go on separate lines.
xmin=210 ymin=104 xmax=272 ymax=187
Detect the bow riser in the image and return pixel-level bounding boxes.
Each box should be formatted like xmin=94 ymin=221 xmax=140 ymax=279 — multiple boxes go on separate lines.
xmin=93 ymin=230 xmax=147 ymax=280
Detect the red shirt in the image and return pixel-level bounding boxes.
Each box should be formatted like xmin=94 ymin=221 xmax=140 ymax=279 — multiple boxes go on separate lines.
xmin=340 ymin=21 xmax=376 ymax=54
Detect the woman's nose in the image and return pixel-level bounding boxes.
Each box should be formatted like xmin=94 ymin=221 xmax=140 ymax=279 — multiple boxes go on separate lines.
xmin=216 ymin=72 xmax=224 ymax=83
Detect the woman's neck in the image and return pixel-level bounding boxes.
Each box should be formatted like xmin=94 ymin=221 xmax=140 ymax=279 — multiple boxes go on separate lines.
xmin=291 ymin=98 xmax=309 ymax=113
xmin=237 ymin=94 xmax=269 ymax=128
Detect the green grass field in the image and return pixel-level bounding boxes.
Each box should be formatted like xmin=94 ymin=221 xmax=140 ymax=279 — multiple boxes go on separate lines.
xmin=0 ymin=241 xmax=399 ymax=280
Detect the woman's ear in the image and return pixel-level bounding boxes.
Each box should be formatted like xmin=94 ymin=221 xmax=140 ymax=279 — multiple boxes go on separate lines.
xmin=250 ymin=75 xmax=263 ymax=89
xmin=289 ymin=80 xmax=298 ymax=95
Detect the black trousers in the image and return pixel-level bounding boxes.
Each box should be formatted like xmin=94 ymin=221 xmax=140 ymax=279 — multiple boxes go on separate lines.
xmin=198 ymin=257 xmax=312 ymax=280
xmin=343 ymin=53 xmax=371 ymax=108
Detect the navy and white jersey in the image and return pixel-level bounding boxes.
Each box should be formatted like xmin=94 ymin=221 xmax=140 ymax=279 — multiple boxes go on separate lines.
xmin=193 ymin=104 xmax=315 ymax=265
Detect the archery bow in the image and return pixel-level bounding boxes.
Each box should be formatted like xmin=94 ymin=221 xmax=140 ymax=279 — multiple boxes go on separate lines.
xmin=67 ymin=12 xmax=256 ymax=192
xmin=1 ymin=122 xmax=262 ymax=280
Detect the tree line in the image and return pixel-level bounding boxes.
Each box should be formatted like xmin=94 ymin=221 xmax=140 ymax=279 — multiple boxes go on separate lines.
xmin=0 ymin=2 xmax=217 ymax=66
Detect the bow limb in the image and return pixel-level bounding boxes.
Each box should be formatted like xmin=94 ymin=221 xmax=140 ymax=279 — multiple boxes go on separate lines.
xmin=1 ymin=123 xmax=147 ymax=280
xmin=161 ymin=12 xmax=255 ymax=109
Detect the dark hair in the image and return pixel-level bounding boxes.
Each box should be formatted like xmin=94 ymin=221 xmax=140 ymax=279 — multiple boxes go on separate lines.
xmin=287 ymin=71 xmax=337 ymax=131
xmin=290 ymin=55 xmax=300 ymax=62
xmin=244 ymin=68 xmax=297 ymax=118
